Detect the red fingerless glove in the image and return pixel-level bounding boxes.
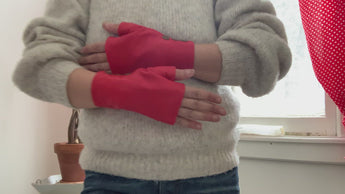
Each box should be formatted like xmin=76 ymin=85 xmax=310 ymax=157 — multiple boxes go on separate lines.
xmin=105 ymin=22 xmax=195 ymax=74
xmin=91 ymin=66 xmax=185 ymax=124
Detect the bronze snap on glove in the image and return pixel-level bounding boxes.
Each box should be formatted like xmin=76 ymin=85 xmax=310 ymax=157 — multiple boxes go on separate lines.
xmin=105 ymin=22 xmax=195 ymax=74
xmin=91 ymin=66 xmax=185 ymax=124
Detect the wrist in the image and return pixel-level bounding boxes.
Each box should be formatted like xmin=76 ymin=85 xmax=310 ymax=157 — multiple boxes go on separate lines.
xmin=161 ymin=39 xmax=195 ymax=70
xmin=67 ymin=68 xmax=97 ymax=108
xmin=193 ymin=44 xmax=222 ymax=83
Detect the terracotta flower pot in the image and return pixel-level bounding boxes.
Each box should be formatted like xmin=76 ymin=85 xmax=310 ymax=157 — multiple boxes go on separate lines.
xmin=54 ymin=142 xmax=85 ymax=183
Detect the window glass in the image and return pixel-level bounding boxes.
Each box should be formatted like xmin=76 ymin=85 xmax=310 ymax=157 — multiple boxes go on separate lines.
xmin=234 ymin=0 xmax=325 ymax=118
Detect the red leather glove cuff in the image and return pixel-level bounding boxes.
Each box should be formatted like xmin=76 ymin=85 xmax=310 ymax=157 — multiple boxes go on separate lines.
xmin=105 ymin=22 xmax=195 ymax=74
xmin=91 ymin=67 xmax=185 ymax=124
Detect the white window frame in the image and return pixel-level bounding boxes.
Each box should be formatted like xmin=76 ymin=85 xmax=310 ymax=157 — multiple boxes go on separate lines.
xmin=235 ymin=0 xmax=344 ymax=138
xmin=238 ymin=94 xmax=343 ymax=137
xmin=238 ymin=101 xmax=345 ymax=165
xmin=237 ymin=0 xmax=345 ymax=165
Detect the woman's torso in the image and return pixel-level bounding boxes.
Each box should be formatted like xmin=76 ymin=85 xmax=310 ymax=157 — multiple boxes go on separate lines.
xmin=79 ymin=0 xmax=240 ymax=155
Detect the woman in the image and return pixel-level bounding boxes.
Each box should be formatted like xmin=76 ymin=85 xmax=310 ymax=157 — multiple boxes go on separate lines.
xmin=13 ymin=0 xmax=291 ymax=193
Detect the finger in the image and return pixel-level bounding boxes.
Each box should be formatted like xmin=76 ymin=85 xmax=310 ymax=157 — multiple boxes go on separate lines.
xmin=116 ymin=22 xmax=148 ymax=36
xmin=175 ymin=117 xmax=202 ymax=130
xmin=78 ymin=53 xmax=108 ymax=65
xmin=81 ymin=42 xmax=105 ymax=54
xmin=185 ymin=86 xmax=222 ymax=104
xmin=175 ymin=69 xmax=195 ymax=81
xmin=146 ymin=66 xmax=176 ymax=81
xmin=83 ymin=63 xmax=110 ymax=72
xmin=102 ymin=22 xmax=120 ymax=34
xmin=181 ymin=98 xmax=227 ymax=115
xmin=178 ymin=107 xmax=221 ymax=122
xmin=146 ymin=67 xmax=195 ymax=81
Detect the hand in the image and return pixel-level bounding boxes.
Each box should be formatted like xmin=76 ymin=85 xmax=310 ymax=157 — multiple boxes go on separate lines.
xmin=78 ymin=23 xmax=119 ymax=72
xmin=177 ymin=86 xmax=227 ymax=130
xmin=79 ymin=41 xmax=108 ymax=72
xmin=92 ymin=66 xmax=226 ymax=130
xmin=167 ymin=68 xmax=228 ymax=130
xmin=79 ymin=22 xmax=194 ymax=74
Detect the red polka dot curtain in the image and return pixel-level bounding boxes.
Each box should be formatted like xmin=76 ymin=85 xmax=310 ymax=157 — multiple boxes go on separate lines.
xmin=299 ymin=0 xmax=345 ymax=126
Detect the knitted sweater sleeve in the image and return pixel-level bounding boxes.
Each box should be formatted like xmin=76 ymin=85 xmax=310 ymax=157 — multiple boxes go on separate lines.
xmin=12 ymin=0 xmax=90 ymax=107
xmin=214 ymin=0 xmax=292 ymax=97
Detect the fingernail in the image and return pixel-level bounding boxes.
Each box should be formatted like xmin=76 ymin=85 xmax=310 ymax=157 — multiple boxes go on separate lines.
xmin=213 ymin=115 xmax=220 ymax=121
xmin=103 ymin=21 xmax=111 ymax=25
xmin=220 ymin=109 xmax=227 ymax=115
xmin=218 ymin=97 xmax=222 ymax=103
xmin=187 ymin=69 xmax=195 ymax=76
xmin=103 ymin=22 xmax=112 ymax=29
xmin=196 ymin=124 xmax=202 ymax=130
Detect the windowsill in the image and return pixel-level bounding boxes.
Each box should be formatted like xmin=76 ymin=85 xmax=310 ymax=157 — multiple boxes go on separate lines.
xmin=238 ymin=135 xmax=345 ymax=165
xmin=240 ymin=135 xmax=345 ymax=144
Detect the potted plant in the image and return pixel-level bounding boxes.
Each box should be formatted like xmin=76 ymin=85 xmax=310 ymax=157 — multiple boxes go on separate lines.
xmin=54 ymin=109 xmax=85 ymax=183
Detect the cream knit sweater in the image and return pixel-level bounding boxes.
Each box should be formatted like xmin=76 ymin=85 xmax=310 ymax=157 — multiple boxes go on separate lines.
xmin=13 ymin=0 xmax=291 ymax=180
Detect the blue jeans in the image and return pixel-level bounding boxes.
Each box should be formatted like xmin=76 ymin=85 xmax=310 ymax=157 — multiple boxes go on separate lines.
xmin=81 ymin=167 xmax=240 ymax=194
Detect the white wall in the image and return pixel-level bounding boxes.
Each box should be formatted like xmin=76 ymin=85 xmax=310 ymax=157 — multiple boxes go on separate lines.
xmin=239 ymin=159 xmax=345 ymax=194
xmin=0 ymin=1 xmax=71 ymax=194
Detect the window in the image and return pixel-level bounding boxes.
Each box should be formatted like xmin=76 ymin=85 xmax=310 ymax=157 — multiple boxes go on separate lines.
xmin=234 ymin=0 xmax=341 ymax=137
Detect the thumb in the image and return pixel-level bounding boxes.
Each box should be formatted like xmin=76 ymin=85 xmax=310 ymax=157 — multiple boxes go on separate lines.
xmin=103 ymin=22 xmax=145 ymax=36
xmin=102 ymin=22 xmax=120 ymax=34
xmin=175 ymin=69 xmax=195 ymax=81
xmin=146 ymin=67 xmax=194 ymax=81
